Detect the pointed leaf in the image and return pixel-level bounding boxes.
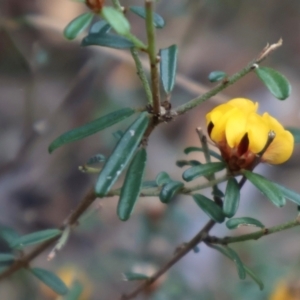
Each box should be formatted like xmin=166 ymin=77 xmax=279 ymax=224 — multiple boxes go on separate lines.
xmin=129 ymin=6 xmax=165 ymax=28
xmin=223 ymin=178 xmax=240 ymax=218
xmin=95 ymin=112 xmax=149 ymax=197
xmin=159 ymin=181 xmax=184 ymax=204
xmin=123 ymin=272 xmax=149 ymax=281
xmin=286 ymin=127 xmax=300 ymax=143
xmin=184 ymin=146 xmax=223 ymax=161
xmin=226 ymin=217 xmax=265 ymax=230
xmin=273 ymin=183 xmax=300 ymax=206
xmin=64 ymin=12 xmax=94 ymax=40
xmin=12 ymin=229 xmax=61 ymax=249
xmin=89 ymin=20 xmax=111 ymax=35
xmin=30 ymin=268 xmax=68 ymax=295
xmin=255 ymin=66 xmax=291 ymax=100
xmin=0 ymin=225 xmax=19 ymax=247
xmin=81 ymin=33 xmax=135 ymax=49
xmin=243 ymin=170 xmax=286 ymax=207
xmin=243 ymin=265 xmax=264 ymax=290
xmin=117 ymin=148 xmax=147 ymax=221
xmin=176 ymin=160 xmax=201 ymax=168
xmin=193 ymin=194 xmax=225 ymax=223
xmin=0 ymin=253 xmax=15 ymax=262
xmin=160 ymin=45 xmax=178 ymax=93
xmin=101 ymin=7 xmax=131 ymax=36
xmin=155 ymin=171 xmax=171 ymax=186
xmin=182 ymin=162 xmax=225 ymax=182
xmin=208 ymin=71 xmax=227 ymax=82
xmin=49 ymin=108 xmax=135 ymax=153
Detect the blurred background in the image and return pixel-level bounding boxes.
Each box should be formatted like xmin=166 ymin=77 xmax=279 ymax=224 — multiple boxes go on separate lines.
xmin=1 ymin=0 xmax=300 ymax=299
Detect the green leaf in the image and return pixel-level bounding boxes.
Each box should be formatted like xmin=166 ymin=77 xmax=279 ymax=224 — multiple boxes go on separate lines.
xmin=101 ymin=7 xmax=131 ymax=36
xmin=155 ymin=171 xmax=171 ymax=186
xmin=223 ymin=178 xmax=240 ymax=218
xmin=11 ymin=229 xmax=61 ymax=249
xmin=184 ymin=146 xmax=223 ymax=161
xmin=129 ymin=6 xmax=165 ymax=28
xmin=208 ymin=71 xmax=227 ymax=82
xmin=255 ymin=66 xmax=291 ymax=100
xmin=286 ymin=127 xmax=300 ymax=143
xmin=95 ymin=112 xmax=149 ymax=197
xmin=87 ymin=154 xmax=106 ymax=165
xmin=243 ymin=170 xmax=286 ymax=207
xmin=159 ymin=181 xmax=184 ymax=204
xmin=63 ymin=12 xmax=94 ymax=40
xmin=244 ymin=265 xmax=264 ymax=290
xmin=30 ymin=268 xmax=68 ymax=296
xmin=226 ymin=217 xmax=265 ymax=229
xmin=193 ymin=194 xmax=225 ymax=223
xmin=123 ymin=272 xmax=149 ymax=281
xmin=89 ymin=20 xmax=111 ymax=35
xmin=176 ymin=160 xmax=201 ymax=168
xmin=81 ymin=33 xmax=135 ymax=49
xmin=0 ymin=225 xmax=20 ymax=247
xmin=160 ymin=45 xmax=178 ymax=93
xmin=0 ymin=253 xmax=15 ymax=262
xmin=112 ymin=130 xmax=124 ymax=140
xmin=209 ymin=244 xmax=246 ymax=279
xmin=64 ymin=280 xmax=83 ymax=300
xmin=273 ymin=183 xmax=300 ymax=206
xmin=49 ymin=108 xmax=135 ymax=153
xmin=117 ymin=148 xmax=147 ymax=221
xmin=182 ymin=162 xmax=225 ymax=182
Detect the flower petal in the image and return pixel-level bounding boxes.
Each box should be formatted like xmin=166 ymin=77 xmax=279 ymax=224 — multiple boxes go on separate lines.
xmin=226 ymin=98 xmax=258 ymax=113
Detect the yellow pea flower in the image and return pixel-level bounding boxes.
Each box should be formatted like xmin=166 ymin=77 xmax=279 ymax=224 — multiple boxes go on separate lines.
xmin=206 ymin=98 xmax=294 ymax=171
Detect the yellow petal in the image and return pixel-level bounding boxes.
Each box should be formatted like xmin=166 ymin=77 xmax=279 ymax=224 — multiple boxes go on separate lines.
xmin=226 ymin=98 xmax=259 ymax=113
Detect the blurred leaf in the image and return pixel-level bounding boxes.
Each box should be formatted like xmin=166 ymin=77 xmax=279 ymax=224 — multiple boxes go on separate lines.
xmin=117 ymin=148 xmax=147 ymax=221
xmin=155 ymin=171 xmax=171 ymax=186
xmin=182 ymin=162 xmax=225 ymax=182
xmin=87 ymin=154 xmax=106 ymax=165
xmin=0 ymin=225 xmax=19 ymax=247
xmin=274 ymin=183 xmax=300 ymax=206
xmin=112 ymin=130 xmax=124 ymax=140
xmin=243 ymin=171 xmax=286 ymax=207
xmin=176 ymin=160 xmax=201 ymax=167
xmin=208 ymin=71 xmax=227 ymax=82
xmin=0 ymin=253 xmax=15 ymax=262
xmin=193 ymin=194 xmax=225 ymax=223
xmin=64 ymin=280 xmax=83 ymax=300
xmin=101 ymin=7 xmax=131 ymax=36
xmin=12 ymin=229 xmax=61 ymax=249
xmin=89 ymin=20 xmax=111 ymax=34
xmin=30 ymin=268 xmax=68 ymax=295
xmin=184 ymin=146 xmax=223 ymax=161
xmin=243 ymin=265 xmax=264 ymax=290
xmin=159 ymin=181 xmax=184 ymax=204
xmin=226 ymin=217 xmax=265 ymax=229
xmin=141 ymin=181 xmax=158 ymax=188
xmin=49 ymin=108 xmax=135 ymax=153
xmin=255 ymin=66 xmax=291 ymax=100
xmin=209 ymin=244 xmax=246 ymax=279
xmin=129 ymin=6 xmax=165 ymax=28
xmin=286 ymin=127 xmax=300 ymax=143
xmin=123 ymin=272 xmax=149 ymax=281
xmin=95 ymin=112 xmax=149 ymax=197
xmin=64 ymin=12 xmax=94 ymax=40
xmin=223 ymin=178 xmax=240 ymax=218
xmin=160 ymin=45 xmax=178 ymax=93
xmin=81 ymin=33 xmax=135 ymax=48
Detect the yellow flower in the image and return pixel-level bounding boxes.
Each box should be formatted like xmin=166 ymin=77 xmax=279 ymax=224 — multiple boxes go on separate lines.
xmin=269 ymin=280 xmax=300 ymax=300
xmin=206 ymin=98 xmax=294 ymax=171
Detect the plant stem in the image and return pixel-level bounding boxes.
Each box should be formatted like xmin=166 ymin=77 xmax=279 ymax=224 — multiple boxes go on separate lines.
xmin=145 ymin=0 xmax=160 ymax=115
xmin=130 ymin=48 xmax=153 ymax=105
xmin=183 ymin=175 xmax=229 ymax=193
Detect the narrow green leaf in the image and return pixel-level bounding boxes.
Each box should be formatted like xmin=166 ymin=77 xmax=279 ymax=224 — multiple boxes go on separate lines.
xmin=176 ymin=160 xmax=201 ymax=168
xmin=243 ymin=170 xmax=286 ymax=207
xmin=226 ymin=217 xmax=265 ymax=229
xmin=0 ymin=253 xmax=15 ymax=262
xmin=193 ymin=194 xmax=225 ymax=223
xmin=286 ymin=127 xmax=300 ymax=143
xmin=274 ymin=183 xmax=300 ymax=206
xmin=12 ymin=229 xmax=61 ymax=249
xmin=129 ymin=6 xmax=165 ymax=28
xmin=208 ymin=71 xmax=227 ymax=82
xmin=123 ymin=272 xmax=149 ymax=281
xmin=209 ymin=244 xmax=246 ymax=279
xmin=223 ymin=178 xmax=240 ymax=218
xmin=64 ymin=280 xmax=83 ymax=300
xmin=117 ymin=148 xmax=147 ymax=221
xmin=81 ymin=33 xmax=135 ymax=49
xmin=30 ymin=268 xmax=68 ymax=296
xmin=0 ymin=225 xmax=19 ymax=247
xmin=155 ymin=171 xmax=171 ymax=186
xmin=160 ymin=45 xmax=178 ymax=93
xmin=95 ymin=112 xmax=149 ymax=197
xmin=63 ymin=12 xmax=94 ymax=40
xmin=244 ymin=265 xmax=264 ymax=290
xmin=49 ymin=108 xmax=135 ymax=153
xmin=184 ymin=146 xmax=223 ymax=161
xmin=255 ymin=66 xmax=291 ymax=100
xmin=159 ymin=181 xmax=184 ymax=204
xmin=89 ymin=20 xmax=111 ymax=35
xmin=182 ymin=162 xmax=225 ymax=182
xmin=101 ymin=7 xmax=131 ymax=36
